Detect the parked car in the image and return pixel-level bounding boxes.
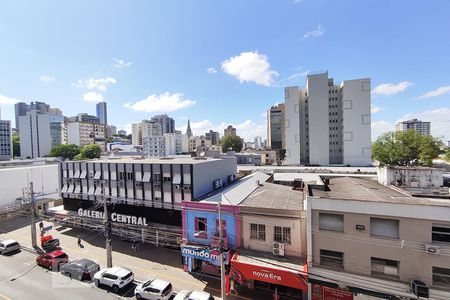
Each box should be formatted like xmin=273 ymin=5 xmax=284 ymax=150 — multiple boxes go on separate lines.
xmin=42 ymin=238 xmax=60 ymax=252
xmin=94 ymin=267 xmax=134 ymax=293
xmin=36 ymin=250 xmax=69 ymax=271
xmin=135 ymin=279 xmax=173 ymax=300
xmin=60 ymin=258 xmax=100 ymax=281
xmin=0 ymin=240 xmax=20 ymax=255
xmin=174 ymin=290 xmax=214 ymax=300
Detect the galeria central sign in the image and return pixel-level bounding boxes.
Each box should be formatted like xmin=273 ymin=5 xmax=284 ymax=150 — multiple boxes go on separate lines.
xmin=77 ymin=208 xmax=148 ymax=226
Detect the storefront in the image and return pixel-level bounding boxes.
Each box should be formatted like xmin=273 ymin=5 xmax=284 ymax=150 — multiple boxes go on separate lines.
xmin=311 ymin=284 xmax=353 ymax=300
xmin=181 ymin=245 xmax=231 ymax=276
xmin=231 ymin=253 xmax=308 ymax=299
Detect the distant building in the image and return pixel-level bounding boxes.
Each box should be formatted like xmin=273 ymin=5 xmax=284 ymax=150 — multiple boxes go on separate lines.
xmin=118 ymin=129 xmax=127 ymax=136
xmin=224 ymin=125 xmax=236 ymax=137
xmin=267 ymin=104 xmax=285 ymax=150
xmin=253 ymin=136 xmax=263 ymax=150
xmin=106 ymin=125 xmax=117 ymax=137
xmin=132 ymin=120 xmax=162 ymax=146
xmin=185 ymin=118 xmax=193 ymax=138
xmin=49 ymin=115 xmax=67 ymax=148
xmin=205 ymin=130 xmax=220 ymax=145
xmin=96 ymin=102 xmax=107 ymax=125
xmin=48 ymin=108 xmax=63 ymax=116
xmin=0 ymin=118 xmax=12 ymax=161
xmin=14 ymin=101 xmax=52 ymax=131
xmin=76 ymin=113 xmax=100 ymax=124
xmin=151 ymin=114 xmax=175 ymax=134
xmin=67 ymin=121 xmax=106 ymax=149
xmin=285 ymin=72 xmax=371 ymax=166
xmin=19 ymin=110 xmax=52 ymax=158
xmin=396 ymin=119 xmax=431 ymax=136
xmin=189 ymin=136 xmax=206 ymax=152
xmin=143 ymin=133 xmax=189 ymax=157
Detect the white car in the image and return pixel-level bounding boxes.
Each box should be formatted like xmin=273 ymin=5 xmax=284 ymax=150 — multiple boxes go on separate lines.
xmin=174 ymin=290 xmax=214 ymax=300
xmin=0 ymin=240 xmax=20 ymax=255
xmin=135 ymin=279 xmax=173 ymax=300
xmin=93 ymin=267 xmax=134 ymax=293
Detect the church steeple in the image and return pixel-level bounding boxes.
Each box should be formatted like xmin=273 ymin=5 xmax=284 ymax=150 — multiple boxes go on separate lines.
xmin=186 ymin=118 xmax=193 ymax=138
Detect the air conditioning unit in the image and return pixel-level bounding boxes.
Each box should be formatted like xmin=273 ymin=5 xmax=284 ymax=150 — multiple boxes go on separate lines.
xmin=273 ymin=242 xmax=285 ymax=256
xmin=425 ymin=244 xmax=440 ymax=255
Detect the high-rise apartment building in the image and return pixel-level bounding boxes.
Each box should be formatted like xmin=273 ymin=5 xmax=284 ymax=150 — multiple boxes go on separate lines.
xmin=67 ymin=121 xmax=106 ymax=149
xmin=396 ymin=119 xmax=431 ymax=136
xmin=14 ymin=101 xmax=52 ymax=131
xmin=0 ymin=118 xmax=13 ymax=161
xmin=132 ymin=120 xmax=162 ymax=146
xmin=284 ymin=72 xmax=371 ymax=166
xmin=224 ymin=125 xmax=236 ymax=137
xmin=205 ymin=130 xmax=220 ymax=145
xmin=267 ymin=104 xmax=285 ymax=150
xmin=254 ymin=136 xmax=263 ymax=150
xmin=151 ymin=114 xmax=175 ymax=134
xmin=132 ymin=123 xmax=142 ymax=146
xmin=143 ymin=133 xmax=189 ymax=157
xmin=49 ymin=115 xmax=67 ymax=147
xmin=96 ymin=101 xmax=107 ymax=125
xmin=19 ymin=110 xmax=52 ymax=158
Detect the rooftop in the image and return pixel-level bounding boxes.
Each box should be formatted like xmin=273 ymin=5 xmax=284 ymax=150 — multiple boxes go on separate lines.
xmin=67 ymin=156 xmax=225 ymax=165
xmin=240 ymin=182 xmax=304 ymax=210
xmin=309 ymin=176 xmax=450 ymax=207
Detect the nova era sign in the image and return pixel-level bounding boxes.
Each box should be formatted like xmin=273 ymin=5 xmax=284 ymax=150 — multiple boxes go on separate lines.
xmin=252 ymin=270 xmax=282 ymax=281
xmin=77 ymin=208 xmax=148 ymax=226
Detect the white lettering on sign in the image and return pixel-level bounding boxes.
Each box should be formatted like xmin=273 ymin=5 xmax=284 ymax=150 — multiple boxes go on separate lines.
xmin=252 ymin=270 xmax=282 ymax=281
xmin=77 ymin=209 xmax=148 ymax=226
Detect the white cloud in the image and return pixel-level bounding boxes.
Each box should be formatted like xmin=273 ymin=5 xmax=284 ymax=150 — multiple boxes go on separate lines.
xmin=371 ymin=105 xmax=383 ymax=114
xmin=40 ymin=75 xmax=55 ymax=82
xmin=417 ymin=86 xmax=450 ymax=99
xmin=292 ymin=0 xmax=303 ymax=3
xmin=0 ymin=94 xmax=20 ymax=105
xmin=207 ymin=67 xmax=217 ymax=74
xmin=303 ymin=25 xmax=325 ymax=39
xmin=372 ymin=81 xmax=413 ymax=96
xmin=399 ymin=108 xmax=450 ymax=140
xmin=113 ymin=58 xmax=132 ymax=69
xmin=82 ymin=92 xmax=104 ymax=102
xmin=221 ymin=51 xmax=278 ymax=86
xmin=278 ymin=70 xmax=309 ymax=86
xmin=371 ymin=120 xmax=395 ymax=141
xmin=124 ymin=92 xmax=196 ymax=113
xmin=72 ymin=77 xmax=116 ymax=92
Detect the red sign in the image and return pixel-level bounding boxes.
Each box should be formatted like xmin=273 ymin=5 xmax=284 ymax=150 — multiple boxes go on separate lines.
xmin=231 ymin=254 xmax=308 ymax=291
xmin=311 ymin=284 xmax=353 ymax=300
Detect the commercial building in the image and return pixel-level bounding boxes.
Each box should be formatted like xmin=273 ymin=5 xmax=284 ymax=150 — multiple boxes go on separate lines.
xmin=224 ymin=125 xmax=236 ymax=137
xmin=151 ymin=114 xmax=175 ymax=134
xmin=143 ymin=133 xmax=189 ymax=157
xmin=205 ymin=130 xmax=220 ymax=145
xmin=50 ymin=115 xmax=68 ymax=147
xmin=267 ymin=104 xmax=285 ymax=151
xmin=0 ymin=118 xmax=13 ymax=161
xmin=284 ymin=72 xmax=371 ymax=166
xmin=396 ymin=119 xmax=431 ymax=136
xmin=307 ymin=176 xmax=450 ymax=299
xmin=19 ymin=110 xmax=52 ymax=158
xmin=14 ymin=101 xmax=51 ymax=131
xmin=67 ymin=121 xmax=106 ymax=149
xmin=96 ymin=102 xmax=107 ymax=125
xmin=60 ymin=157 xmax=237 ymax=227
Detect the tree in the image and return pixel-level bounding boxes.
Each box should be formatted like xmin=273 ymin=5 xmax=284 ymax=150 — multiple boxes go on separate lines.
xmin=444 ymin=147 xmax=450 ymax=162
xmin=12 ymin=134 xmax=20 ymax=158
xmin=221 ymin=135 xmax=243 ymax=153
xmin=79 ymin=144 xmax=102 ymax=159
xmin=50 ymin=144 xmax=80 ymax=160
xmin=372 ymin=130 xmax=441 ymax=166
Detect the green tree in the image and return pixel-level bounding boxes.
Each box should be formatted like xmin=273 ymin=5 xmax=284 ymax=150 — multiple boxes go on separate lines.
xmin=12 ymin=134 xmax=20 ymax=158
xmin=444 ymin=147 xmax=450 ymax=162
xmin=221 ymin=135 xmax=243 ymax=153
xmin=50 ymin=144 xmax=80 ymax=160
xmin=372 ymin=130 xmax=441 ymax=166
xmin=79 ymin=144 xmax=102 ymax=159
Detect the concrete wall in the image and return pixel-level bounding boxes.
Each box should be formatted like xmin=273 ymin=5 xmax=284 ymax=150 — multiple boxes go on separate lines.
xmin=377 ymin=166 xmax=444 ymax=190
xmin=193 ymin=157 xmax=237 ymax=198
xmin=341 ymin=78 xmax=372 ymax=166
xmin=284 ymin=87 xmax=301 ymax=165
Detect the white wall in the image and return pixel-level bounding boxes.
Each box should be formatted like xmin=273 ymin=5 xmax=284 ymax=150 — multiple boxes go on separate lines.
xmin=67 ymin=122 xmax=81 ymax=146
xmin=0 ymin=164 xmax=59 ymax=207
xmin=284 ymin=86 xmax=301 ymax=165
xmin=19 ymin=111 xmax=51 ymax=158
xmin=341 ymin=78 xmax=372 ymax=166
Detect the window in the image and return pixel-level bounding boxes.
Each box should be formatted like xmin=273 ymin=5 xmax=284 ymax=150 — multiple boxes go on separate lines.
xmin=371 ymin=257 xmax=399 ymax=278
xmin=319 ymin=213 xmax=344 ymax=232
xmin=370 ymin=218 xmax=399 ymax=239
xmin=432 ymin=225 xmax=450 ymax=243
xmin=250 ymin=223 xmax=266 ymax=241
xmin=194 ymin=217 xmax=207 ymax=239
xmin=320 ymin=249 xmax=343 ymax=268
xmin=274 ymin=226 xmax=291 ymax=244
xmin=433 ymin=267 xmax=450 ymax=286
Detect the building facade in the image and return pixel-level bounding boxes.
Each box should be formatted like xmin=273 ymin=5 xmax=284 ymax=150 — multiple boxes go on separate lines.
xmin=284 ymin=72 xmax=371 ymax=166
xmin=14 ymin=101 xmax=52 ymax=131
xmin=267 ymin=104 xmax=285 ymax=150
xmin=151 ymin=114 xmax=175 ymax=134
xmin=96 ymin=102 xmax=107 ymax=125
xmin=396 ymin=118 xmax=431 ymax=136
xmin=19 ymin=110 xmax=52 ymax=158
xmin=224 ymin=125 xmax=236 ymax=137
xmin=67 ymin=121 xmax=106 ymax=149
xmin=205 ymin=130 xmax=220 ymax=145
xmin=0 ymin=119 xmax=13 ymax=161
xmin=143 ymin=133 xmax=189 ymax=157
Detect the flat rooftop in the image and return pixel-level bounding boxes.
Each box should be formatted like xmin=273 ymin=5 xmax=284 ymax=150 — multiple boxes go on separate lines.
xmin=67 ymin=156 xmax=226 ymax=165
xmin=309 ymin=176 xmax=450 ymax=207
xmin=240 ymin=182 xmax=304 ymax=210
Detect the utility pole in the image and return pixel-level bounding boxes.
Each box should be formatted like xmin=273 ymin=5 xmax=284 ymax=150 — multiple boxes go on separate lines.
xmin=30 ymin=182 xmax=37 ymax=248
xmin=103 ymin=193 xmax=113 ymax=267
xmin=218 ymin=203 xmax=226 ymax=300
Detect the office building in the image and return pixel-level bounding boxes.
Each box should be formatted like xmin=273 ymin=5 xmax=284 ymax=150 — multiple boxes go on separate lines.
xmin=396 ymin=119 xmax=431 ymax=136
xmin=284 ymin=72 xmax=371 ymax=166
xmin=143 ymin=133 xmax=189 ymax=157
xmin=267 ymin=104 xmax=285 ymax=150
xmin=185 ymin=119 xmax=193 ymax=138
xmin=67 ymin=121 xmax=106 ymax=149
xmin=49 ymin=108 xmax=63 ymax=116
xmin=0 ymin=118 xmax=13 ymax=161
xmin=50 ymin=115 xmax=67 ymax=147
xmin=19 ymin=110 xmax=52 ymax=158
xmin=224 ymin=125 xmax=236 ymax=137
xmin=151 ymin=114 xmax=175 ymax=134
xmin=14 ymin=101 xmax=52 ymax=131
xmin=205 ymin=130 xmax=220 ymax=145
xmin=96 ymin=102 xmax=107 ymax=125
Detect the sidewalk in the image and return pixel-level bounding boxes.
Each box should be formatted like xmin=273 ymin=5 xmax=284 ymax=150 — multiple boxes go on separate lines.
xmin=0 ymin=216 xmax=276 ymax=300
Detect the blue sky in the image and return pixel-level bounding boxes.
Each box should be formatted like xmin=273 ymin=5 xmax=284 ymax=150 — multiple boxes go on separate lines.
xmin=0 ymin=0 xmax=449 ymax=142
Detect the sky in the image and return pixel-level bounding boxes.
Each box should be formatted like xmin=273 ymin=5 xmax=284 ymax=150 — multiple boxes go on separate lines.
xmin=0 ymin=0 xmax=449 ymax=142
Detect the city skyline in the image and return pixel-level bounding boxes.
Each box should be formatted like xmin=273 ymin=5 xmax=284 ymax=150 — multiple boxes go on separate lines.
xmin=0 ymin=1 xmax=449 ymax=142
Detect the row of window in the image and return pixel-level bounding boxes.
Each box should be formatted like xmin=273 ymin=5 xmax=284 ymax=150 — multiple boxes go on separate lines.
xmin=319 ymin=213 xmax=450 ymax=243
xmin=250 ymin=223 xmax=291 ymax=244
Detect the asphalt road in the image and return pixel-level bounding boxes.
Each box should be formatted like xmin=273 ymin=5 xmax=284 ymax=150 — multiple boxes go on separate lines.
xmin=0 ymin=249 xmax=135 ymax=300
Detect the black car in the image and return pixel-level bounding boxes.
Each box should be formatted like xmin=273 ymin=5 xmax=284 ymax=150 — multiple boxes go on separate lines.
xmin=42 ymin=238 xmax=60 ymax=252
xmin=60 ymin=258 xmax=100 ymax=281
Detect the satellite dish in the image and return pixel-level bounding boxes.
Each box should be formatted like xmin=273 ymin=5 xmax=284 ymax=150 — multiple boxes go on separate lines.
xmin=199 ymin=151 xmax=206 ymax=157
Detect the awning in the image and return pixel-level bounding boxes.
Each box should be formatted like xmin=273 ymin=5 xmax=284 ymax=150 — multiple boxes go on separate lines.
xmin=142 ymin=172 xmax=151 ymax=182
xmin=183 ymin=174 xmax=191 ymax=185
xmin=172 ymin=174 xmax=181 ymax=184
xmin=67 ymin=184 xmax=74 ymax=193
xmin=135 ymin=172 xmax=142 ymax=182
xmin=61 ymin=184 xmax=68 ymax=193
xmin=231 ymin=253 xmax=308 ymax=291
xmin=79 ymin=170 xmax=87 ymax=179
xmin=73 ymin=170 xmax=80 ymax=178
xmin=87 ymin=186 xmax=95 ymax=195
xmin=74 ymin=185 xmax=81 ymax=194
xmin=93 ymin=171 xmax=102 ymax=179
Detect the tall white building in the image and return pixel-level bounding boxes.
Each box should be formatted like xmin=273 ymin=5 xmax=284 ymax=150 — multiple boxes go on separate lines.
xmin=132 ymin=120 xmax=162 ymax=146
xmin=19 ymin=110 xmax=52 ymax=158
xmin=284 ymin=72 xmax=371 ymax=166
xmin=143 ymin=133 xmax=189 ymax=157
xmin=0 ymin=118 xmax=13 ymax=161
xmin=396 ymin=119 xmax=431 ymax=136
xmin=132 ymin=123 xmax=142 ymax=146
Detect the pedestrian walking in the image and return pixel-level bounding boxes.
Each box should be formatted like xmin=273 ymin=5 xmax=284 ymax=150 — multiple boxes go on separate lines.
xmin=77 ymin=235 xmax=82 ymax=247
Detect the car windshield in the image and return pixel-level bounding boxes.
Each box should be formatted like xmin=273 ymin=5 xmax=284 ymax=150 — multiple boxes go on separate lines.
xmin=122 ymin=272 xmax=132 ymax=280
xmin=162 ymin=283 xmax=172 ymax=296
xmin=142 ymin=280 xmax=153 ymax=288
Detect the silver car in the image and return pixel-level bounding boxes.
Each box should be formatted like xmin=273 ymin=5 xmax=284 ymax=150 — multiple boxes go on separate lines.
xmin=0 ymin=240 xmax=20 ymax=255
xmin=60 ymin=258 xmax=100 ymax=281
